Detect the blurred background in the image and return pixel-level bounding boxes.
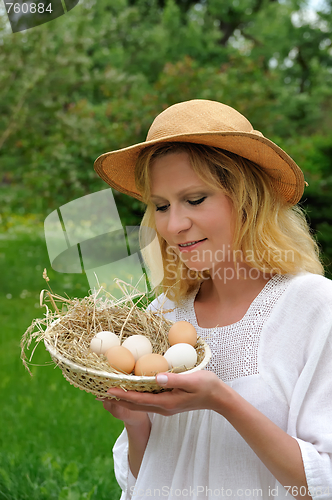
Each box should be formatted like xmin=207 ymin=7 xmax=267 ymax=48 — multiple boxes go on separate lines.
xmin=1 ymin=0 xmax=332 ymax=498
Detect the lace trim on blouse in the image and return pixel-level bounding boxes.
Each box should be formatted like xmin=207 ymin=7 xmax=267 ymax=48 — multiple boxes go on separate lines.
xmin=175 ymin=274 xmax=292 ymax=382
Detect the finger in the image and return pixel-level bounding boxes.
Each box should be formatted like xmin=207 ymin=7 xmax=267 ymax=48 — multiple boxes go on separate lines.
xmin=106 ymin=387 xmax=162 ymax=405
xmin=106 ymin=384 xmax=169 ymax=401
xmin=102 ymin=398 xmax=136 ymax=417
xmin=103 ymin=393 xmax=166 ymax=414
xmin=106 ymin=385 xmax=179 ymax=411
xmin=109 ymin=400 xmax=168 ymax=414
xmin=106 ymin=387 xmax=130 ymax=398
xmin=155 ymin=372 xmax=197 ymax=391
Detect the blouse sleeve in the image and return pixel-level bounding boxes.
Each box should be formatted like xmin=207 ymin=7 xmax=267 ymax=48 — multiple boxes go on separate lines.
xmin=112 ymin=428 xmax=136 ymax=499
xmin=260 ymin=273 xmax=332 ymax=499
xmin=292 ymin=333 xmax=332 ymax=498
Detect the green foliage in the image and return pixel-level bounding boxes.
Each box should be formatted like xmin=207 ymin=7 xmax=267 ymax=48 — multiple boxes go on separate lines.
xmin=0 ymin=3 xmax=332 ymax=495
xmin=0 ymin=232 xmax=122 ymax=499
xmin=0 ymin=0 xmax=331 ymax=253
xmin=278 ymin=134 xmax=332 ymax=275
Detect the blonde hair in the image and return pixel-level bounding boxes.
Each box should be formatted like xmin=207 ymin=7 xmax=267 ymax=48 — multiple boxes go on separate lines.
xmin=135 ymin=142 xmax=324 ymax=303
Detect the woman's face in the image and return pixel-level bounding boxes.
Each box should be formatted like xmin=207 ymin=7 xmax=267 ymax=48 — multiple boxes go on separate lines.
xmin=150 ymin=152 xmax=236 ymax=273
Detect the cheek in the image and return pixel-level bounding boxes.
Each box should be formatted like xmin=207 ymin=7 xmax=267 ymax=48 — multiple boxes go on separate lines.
xmin=208 ymin=211 xmax=234 ymax=241
xmin=154 ymin=216 xmax=173 ymax=249
xmin=154 ymin=214 xmax=165 ymax=237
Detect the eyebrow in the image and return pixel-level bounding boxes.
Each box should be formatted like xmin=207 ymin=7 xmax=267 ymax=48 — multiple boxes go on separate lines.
xmin=150 ymin=185 xmax=210 ymax=202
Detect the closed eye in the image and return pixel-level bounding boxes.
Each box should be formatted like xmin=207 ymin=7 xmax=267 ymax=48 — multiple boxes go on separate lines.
xmin=155 ymin=204 xmax=170 ymax=212
xmin=155 ymin=197 xmax=207 ymax=212
xmin=188 ymin=196 xmax=206 ymax=206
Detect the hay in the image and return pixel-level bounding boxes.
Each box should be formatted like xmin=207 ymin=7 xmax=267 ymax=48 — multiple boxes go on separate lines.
xmin=21 ymin=277 xmax=211 ymax=398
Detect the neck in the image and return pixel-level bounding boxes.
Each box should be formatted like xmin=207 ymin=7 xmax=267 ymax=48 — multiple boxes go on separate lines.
xmin=199 ymin=261 xmax=272 ymax=306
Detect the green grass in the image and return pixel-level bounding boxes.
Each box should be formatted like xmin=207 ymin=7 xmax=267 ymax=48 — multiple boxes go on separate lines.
xmin=0 ymin=222 xmax=123 ymax=499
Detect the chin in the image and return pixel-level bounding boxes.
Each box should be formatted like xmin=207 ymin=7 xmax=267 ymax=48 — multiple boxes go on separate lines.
xmin=185 ymin=263 xmax=212 ymax=273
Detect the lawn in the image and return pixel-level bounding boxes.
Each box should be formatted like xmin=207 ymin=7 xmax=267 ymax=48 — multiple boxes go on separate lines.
xmin=0 ymin=219 xmax=123 ymax=500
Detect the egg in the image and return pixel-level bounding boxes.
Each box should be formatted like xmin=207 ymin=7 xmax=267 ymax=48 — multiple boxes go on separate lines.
xmin=105 ymin=346 xmax=135 ymax=374
xmin=134 ymin=353 xmax=169 ymax=376
xmin=168 ymin=321 xmax=197 ymax=347
xmin=90 ymin=331 xmax=120 ymax=355
xmin=163 ymin=343 xmax=197 ymax=372
xmin=122 ymin=335 xmax=153 ymax=362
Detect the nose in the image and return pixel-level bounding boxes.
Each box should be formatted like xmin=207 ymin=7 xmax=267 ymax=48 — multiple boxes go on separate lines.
xmin=166 ymin=205 xmax=192 ymax=235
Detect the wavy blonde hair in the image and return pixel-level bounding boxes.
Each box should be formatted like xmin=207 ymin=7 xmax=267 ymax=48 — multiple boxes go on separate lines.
xmin=135 ymin=142 xmax=323 ymax=303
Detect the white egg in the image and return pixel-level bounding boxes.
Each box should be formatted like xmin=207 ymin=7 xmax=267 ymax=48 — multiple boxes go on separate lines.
xmin=122 ymin=335 xmax=153 ymax=362
xmin=90 ymin=331 xmax=120 ymax=355
xmin=163 ymin=343 xmax=197 ymax=372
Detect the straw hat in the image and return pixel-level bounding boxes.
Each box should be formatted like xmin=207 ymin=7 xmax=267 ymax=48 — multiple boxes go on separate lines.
xmin=94 ymin=99 xmax=305 ymax=205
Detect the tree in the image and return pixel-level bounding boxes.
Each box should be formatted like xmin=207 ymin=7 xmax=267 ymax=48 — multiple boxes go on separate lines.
xmin=0 ymin=0 xmax=331 ymax=271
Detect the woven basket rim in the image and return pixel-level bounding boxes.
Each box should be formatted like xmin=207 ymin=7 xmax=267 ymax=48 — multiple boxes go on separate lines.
xmin=44 ymin=338 xmax=212 ymax=382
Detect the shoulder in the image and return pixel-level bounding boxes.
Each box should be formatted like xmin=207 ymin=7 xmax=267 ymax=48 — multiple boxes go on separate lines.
xmin=289 ymin=271 xmax=332 ymax=289
xmin=284 ymin=272 xmax=332 ymax=315
xmin=259 ymin=273 xmax=332 ymax=405
xmin=264 ymin=272 xmax=332 ymax=352
xmin=146 ymin=293 xmax=177 ymax=322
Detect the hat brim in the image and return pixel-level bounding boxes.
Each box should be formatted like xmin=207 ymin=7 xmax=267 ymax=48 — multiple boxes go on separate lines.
xmin=94 ymin=131 xmax=304 ymax=205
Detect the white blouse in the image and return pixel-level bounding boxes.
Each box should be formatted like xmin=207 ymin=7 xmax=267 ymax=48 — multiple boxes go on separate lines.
xmin=113 ymin=272 xmax=332 ymax=499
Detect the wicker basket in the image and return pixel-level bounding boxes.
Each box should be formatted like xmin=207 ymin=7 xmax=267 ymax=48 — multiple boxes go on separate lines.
xmin=44 ymin=336 xmax=211 ymax=397
xmin=21 ymin=282 xmax=212 ymax=397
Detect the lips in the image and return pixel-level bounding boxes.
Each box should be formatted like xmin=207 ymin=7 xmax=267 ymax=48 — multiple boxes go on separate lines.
xmin=178 ymin=238 xmax=207 ymax=248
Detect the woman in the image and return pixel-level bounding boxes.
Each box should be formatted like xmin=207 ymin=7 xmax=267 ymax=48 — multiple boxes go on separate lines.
xmin=94 ymin=100 xmax=332 ymax=500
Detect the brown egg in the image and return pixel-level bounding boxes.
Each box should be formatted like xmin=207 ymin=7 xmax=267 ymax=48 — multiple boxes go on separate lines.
xmin=168 ymin=321 xmax=197 ymax=347
xmin=134 ymin=353 xmax=169 ymax=376
xmin=105 ymin=346 xmax=135 ymax=374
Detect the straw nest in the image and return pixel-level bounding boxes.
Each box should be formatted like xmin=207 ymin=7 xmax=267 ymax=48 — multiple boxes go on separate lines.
xmin=21 ymin=279 xmax=211 ymax=398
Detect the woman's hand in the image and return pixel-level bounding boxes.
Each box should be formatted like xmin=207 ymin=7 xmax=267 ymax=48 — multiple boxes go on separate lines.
xmin=102 ymin=398 xmax=149 ymax=427
xmin=103 ymin=370 xmax=227 ymax=416
xmin=100 ymin=396 xmax=152 ymax=478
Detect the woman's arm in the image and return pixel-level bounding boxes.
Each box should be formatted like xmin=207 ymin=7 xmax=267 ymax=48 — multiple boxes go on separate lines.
xmin=102 ymin=400 xmax=151 ymax=478
xmin=106 ymin=371 xmax=311 ymax=499
xmin=125 ymin=415 xmax=151 ymax=478
xmin=215 ymin=384 xmax=309 ymax=499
